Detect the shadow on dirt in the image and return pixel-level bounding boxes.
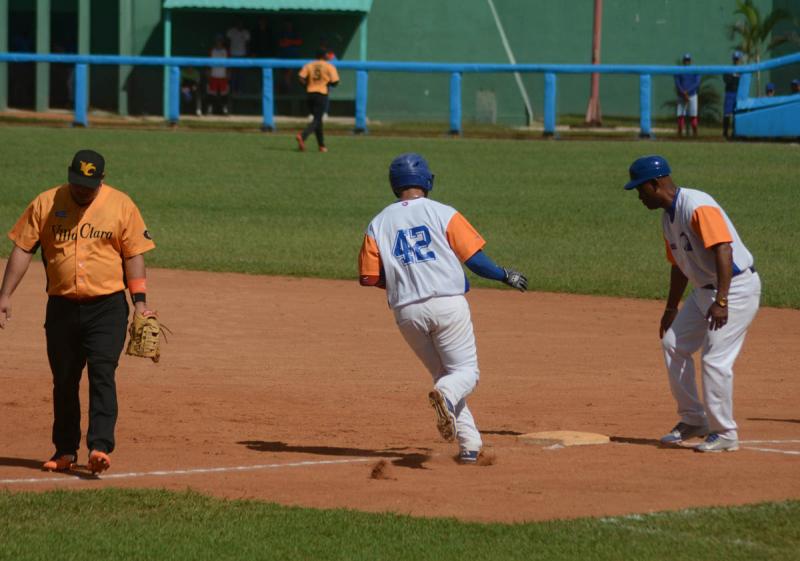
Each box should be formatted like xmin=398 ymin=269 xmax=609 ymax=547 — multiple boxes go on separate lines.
xmin=747 ymin=417 xmax=800 ymax=425
xmin=237 ymin=441 xmax=432 ymax=469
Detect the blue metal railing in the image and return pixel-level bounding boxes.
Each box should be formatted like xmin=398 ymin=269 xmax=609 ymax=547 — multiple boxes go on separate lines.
xmin=2 ymin=52 xmax=799 ymax=136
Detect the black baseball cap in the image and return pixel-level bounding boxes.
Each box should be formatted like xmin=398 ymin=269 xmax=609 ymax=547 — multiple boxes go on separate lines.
xmin=68 ymin=149 xmax=105 ymax=188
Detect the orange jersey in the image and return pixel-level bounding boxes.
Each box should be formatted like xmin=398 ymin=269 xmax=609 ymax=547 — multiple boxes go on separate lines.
xmin=299 ymin=60 xmax=340 ymax=95
xmin=8 ymin=184 xmax=155 ymax=299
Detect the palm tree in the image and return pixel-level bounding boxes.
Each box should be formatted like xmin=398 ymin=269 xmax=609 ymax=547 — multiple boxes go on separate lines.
xmin=728 ymin=0 xmax=799 ymax=94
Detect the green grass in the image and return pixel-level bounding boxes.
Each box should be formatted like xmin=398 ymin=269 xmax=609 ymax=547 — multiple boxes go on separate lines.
xmin=0 ymin=126 xmax=797 ymax=307
xmin=1 ymin=490 xmax=798 ymax=561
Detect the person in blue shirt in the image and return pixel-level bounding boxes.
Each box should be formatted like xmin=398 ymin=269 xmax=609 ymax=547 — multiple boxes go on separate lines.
xmin=674 ymin=53 xmax=702 ymax=137
xmin=722 ymin=51 xmax=743 ymax=138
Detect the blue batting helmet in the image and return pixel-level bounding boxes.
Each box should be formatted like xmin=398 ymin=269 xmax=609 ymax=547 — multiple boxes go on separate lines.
xmin=389 ymin=153 xmax=434 ymax=192
xmin=624 ymin=155 xmax=672 ymax=190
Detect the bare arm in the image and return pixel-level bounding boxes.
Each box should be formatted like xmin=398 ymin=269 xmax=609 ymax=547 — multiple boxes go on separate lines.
xmin=706 ymin=242 xmax=733 ymax=331
xmin=0 ymin=245 xmax=36 ymax=328
xmin=124 ymin=253 xmax=152 ymax=316
xmin=660 ymin=265 xmax=688 ymax=338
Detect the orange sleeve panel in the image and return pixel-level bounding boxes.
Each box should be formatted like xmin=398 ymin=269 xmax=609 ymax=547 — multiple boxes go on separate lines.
xmin=664 ymin=237 xmax=676 ymax=265
xmin=358 ymin=233 xmax=382 ymax=285
xmin=690 ymin=206 xmax=733 ymax=248
xmin=120 ymin=199 xmax=156 ymax=258
xmin=7 ymin=198 xmax=43 ymax=252
xmin=298 ymin=63 xmax=309 ymax=80
xmin=446 ymin=212 xmax=486 ymax=262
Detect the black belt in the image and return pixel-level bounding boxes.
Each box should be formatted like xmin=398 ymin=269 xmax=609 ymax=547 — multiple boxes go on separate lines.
xmin=702 ymin=266 xmax=756 ymax=289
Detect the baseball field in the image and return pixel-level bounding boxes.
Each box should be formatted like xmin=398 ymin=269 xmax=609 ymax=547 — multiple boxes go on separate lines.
xmin=1 ymin=125 xmax=799 ymax=560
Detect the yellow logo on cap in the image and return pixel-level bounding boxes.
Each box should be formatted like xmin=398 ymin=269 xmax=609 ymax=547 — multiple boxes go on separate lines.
xmin=80 ymin=161 xmax=96 ymax=177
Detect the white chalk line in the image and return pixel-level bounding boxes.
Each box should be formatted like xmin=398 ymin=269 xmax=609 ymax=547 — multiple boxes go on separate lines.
xmin=0 ymin=457 xmax=372 ymax=485
xmin=739 ymin=439 xmax=800 ymax=456
xmin=739 ymin=439 xmax=800 ymax=444
xmin=742 ymin=446 xmax=800 ymax=456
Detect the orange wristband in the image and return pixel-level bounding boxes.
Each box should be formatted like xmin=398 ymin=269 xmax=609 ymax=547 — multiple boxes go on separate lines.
xmin=128 ymin=278 xmax=147 ymax=294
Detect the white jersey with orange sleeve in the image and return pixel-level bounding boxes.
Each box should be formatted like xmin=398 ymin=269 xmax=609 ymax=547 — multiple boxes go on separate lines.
xmin=359 ymin=197 xmax=485 ymax=309
xmin=662 ymin=188 xmax=754 ymax=288
xmin=659 ymin=186 xmax=760 ymax=445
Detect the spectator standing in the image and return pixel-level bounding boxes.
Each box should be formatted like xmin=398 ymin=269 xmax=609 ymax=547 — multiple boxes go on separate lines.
xmin=674 ymin=53 xmax=701 ymax=137
xmin=765 ymin=82 xmax=775 ymax=97
xmin=181 ymin=66 xmax=202 ymax=116
xmin=251 ymin=16 xmax=274 ymax=58
xmin=722 ymin=51 xmax=742 ymax=139
xmin=295 ymin=49 xmax=339 ymax=153
xmin=226 ymin=18 xmax=250 ymax=95
xmin=277 ymin=21 xmax=303 ymax=94
xmin=206 ymin=35 xmax=230 ymax=115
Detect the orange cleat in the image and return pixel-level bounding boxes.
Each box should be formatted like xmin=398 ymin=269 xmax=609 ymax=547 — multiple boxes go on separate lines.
xmin=319 ymin=146 xmax=328 ymax=153
xmin=295 ymin=134 xmax=305 ymax=152
xmin=88 ymin=450 xmax=111 ymax=474
xmin=42 ymin=454 xmax=76 ymax=472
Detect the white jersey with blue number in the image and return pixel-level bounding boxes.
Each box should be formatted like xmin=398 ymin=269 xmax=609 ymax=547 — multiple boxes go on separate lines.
xmin=366 ymin=198 xmax=472 ymax=309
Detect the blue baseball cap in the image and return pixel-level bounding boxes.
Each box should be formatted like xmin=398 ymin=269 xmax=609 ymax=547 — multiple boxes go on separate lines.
xmin=766 ymin=82 xmax=776 ymax=92
xmin=792 ymin=79 xmax=800 ymax=87
xmin=682 ymin=53 xmax=692 ymax=61
xmin=732 ymin=50 xmax=743 ymax=61
xmin=624 ymin=155 xmax=672 ymax=190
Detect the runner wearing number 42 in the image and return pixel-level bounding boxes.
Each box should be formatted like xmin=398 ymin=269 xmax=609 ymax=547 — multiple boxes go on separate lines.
xmin=358 ymin=153 xmax=528 ymax=464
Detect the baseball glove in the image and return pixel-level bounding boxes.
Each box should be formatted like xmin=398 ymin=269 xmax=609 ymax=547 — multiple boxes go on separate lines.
xmin=125 ymin=311 xmax=167 ymax=363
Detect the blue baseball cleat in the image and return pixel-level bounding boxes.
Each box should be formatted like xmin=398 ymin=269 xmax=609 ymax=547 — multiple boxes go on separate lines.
xmin=694 ymin=433 xmax=739 ymax=453
xmin=458 ymin=450 xmax=480 ymax=464
xmin=659 ymin=422 xmax=708 ymax=446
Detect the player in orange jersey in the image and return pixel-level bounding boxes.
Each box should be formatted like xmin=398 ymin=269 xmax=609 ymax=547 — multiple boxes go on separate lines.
xmin=296 ymin=49 xmax=340 ymax=153
xmin=1 ymin=150 xmax=156 ymax=474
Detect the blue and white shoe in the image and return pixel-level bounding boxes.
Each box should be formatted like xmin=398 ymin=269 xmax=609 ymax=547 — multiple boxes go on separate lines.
xmin=659 ymin=422 xmax=708 ymax=446
xmin=428 ymin=389 xmax=456 ymax=443
xmin=458 ymin=450 xmax=480 ymax=464
xmin=694 ymin=433 xmax=739 ymax=453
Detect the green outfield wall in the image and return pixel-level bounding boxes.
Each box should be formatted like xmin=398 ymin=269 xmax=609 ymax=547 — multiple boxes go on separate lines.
xmin=2 ymin=0 xmax=798 ymax=124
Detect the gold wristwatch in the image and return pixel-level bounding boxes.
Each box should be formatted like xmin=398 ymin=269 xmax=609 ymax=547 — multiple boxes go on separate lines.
xmin=715 ymin=295 xmax=728 ymax=308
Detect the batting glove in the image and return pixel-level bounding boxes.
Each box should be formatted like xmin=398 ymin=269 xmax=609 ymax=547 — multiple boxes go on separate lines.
xmin=503 ymin=268 xmax=528 ymax=292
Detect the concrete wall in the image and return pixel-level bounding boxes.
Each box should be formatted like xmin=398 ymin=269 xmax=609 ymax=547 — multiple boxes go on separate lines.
xmin=360 ymin=0 xmax=788 ymax=125
xmin=4 ymin=0 xmax=798 ymax=122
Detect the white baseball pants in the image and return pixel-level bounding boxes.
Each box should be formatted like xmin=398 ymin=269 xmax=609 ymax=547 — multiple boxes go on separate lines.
xmin=661 ymin=270 xmax=761 ymax=439
xmin=394 ymin=294 xmax=482 ymax=452
xmin=676 ymin=93 xmax=698 ymax=117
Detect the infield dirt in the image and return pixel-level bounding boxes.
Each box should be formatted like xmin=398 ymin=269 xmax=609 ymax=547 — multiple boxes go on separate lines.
xmin=1 ymin=262 xmax=798 ymax=522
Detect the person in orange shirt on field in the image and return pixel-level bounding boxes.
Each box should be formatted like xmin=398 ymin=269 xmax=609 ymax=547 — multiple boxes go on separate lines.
xmin=0 ymin=150 xmax=156 ymax=474
xmin=295 ymin=48 xmax=340 ymax=153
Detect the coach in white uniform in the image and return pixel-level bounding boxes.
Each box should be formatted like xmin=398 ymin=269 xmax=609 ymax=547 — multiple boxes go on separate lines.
xmin=359 ymin=153 xmax=528 ymax=463
xmin=625 ymin=155 xmax=761 ymax=453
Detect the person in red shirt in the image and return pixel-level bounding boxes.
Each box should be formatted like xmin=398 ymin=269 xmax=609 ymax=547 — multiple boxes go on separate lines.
xmin=0 ymin=150 xmax=156 ymax=474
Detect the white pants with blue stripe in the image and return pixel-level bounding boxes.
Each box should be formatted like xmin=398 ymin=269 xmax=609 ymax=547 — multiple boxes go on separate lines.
xmin=394 ymin=294 xmax=483 ymax=453
xmin=661 ymin=270 xmax=761 ymax=440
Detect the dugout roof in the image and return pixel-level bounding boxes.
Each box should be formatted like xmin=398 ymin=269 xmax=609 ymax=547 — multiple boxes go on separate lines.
xmin=162 ymin=0 xmax=373 ymax=12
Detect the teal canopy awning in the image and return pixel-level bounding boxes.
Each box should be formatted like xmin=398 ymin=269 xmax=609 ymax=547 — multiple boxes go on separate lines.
xmin=163 ymin=0 xmax=372 ymax=11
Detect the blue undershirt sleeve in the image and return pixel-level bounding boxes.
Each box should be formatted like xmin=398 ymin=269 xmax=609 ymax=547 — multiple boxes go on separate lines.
xmin=464 ymin=250 xmax=506 ymax=281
